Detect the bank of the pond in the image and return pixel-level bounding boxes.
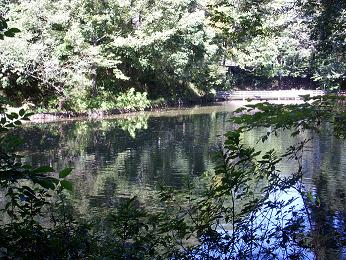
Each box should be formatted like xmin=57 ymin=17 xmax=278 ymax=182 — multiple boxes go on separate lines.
xmin=26 ymin=89 xmax=330 ymax=123
xmin=29 ymin=98 xmax=217 ymax=123
xmin=28 ymin=98 xmax=307 ymax=123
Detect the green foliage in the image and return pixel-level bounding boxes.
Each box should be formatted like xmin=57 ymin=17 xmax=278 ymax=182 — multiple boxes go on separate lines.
xmin=210 ymin=0 xmax=345 ymax=89
xmin=1 ymin=0 xmax=345 ymax=108
xmin=115 ymin=88 xmax=150 ymax=111
xmin=299 ymin=0 xmax=346 ymax=89
xmin=212 ymin=0 xmax=313 ymax=88
xmin=0 ymin=0 xmax=224 ymax=109
xmin=0 ymin=15 xmax=20 ymax=39
xmin=55 ymin=87 xmax=150 ymax=112
xmin=0 ymin=107 xmax=87 ymax=258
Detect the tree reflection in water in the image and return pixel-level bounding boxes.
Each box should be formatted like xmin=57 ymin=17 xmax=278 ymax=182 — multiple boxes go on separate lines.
xmin=14 ymin=104 xmax=346 ymax=258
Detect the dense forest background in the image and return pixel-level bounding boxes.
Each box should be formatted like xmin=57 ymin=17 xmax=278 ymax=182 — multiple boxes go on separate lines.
xmin=0 ymin=0 xmax=345 ymax=111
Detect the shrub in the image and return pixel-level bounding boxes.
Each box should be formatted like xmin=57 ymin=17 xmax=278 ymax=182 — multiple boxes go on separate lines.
xmin=115 ymin=88 xmax=151 ymax=111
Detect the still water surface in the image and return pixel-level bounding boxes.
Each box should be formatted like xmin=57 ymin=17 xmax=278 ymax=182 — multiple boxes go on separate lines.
xmin=16 ymin=102 xmax=346 ymax=256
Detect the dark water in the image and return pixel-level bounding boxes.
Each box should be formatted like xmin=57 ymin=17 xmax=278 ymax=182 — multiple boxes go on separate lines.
xmin=16 ymin=103 xmax=346 ymax=257
xmin=18 ymin=104 xmax=236 ymax=206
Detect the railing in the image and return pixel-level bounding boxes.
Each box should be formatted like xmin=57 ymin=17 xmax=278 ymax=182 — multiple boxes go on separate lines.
xmin=217 ymin=90 xmax=326 ymax=101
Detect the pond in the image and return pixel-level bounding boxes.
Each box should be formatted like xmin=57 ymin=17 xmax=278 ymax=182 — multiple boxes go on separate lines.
xmin=16 ymin=102 xmax=346 ymax=258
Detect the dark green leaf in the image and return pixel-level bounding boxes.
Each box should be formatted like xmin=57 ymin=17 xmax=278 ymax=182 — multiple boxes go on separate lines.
xmin=4 ymin=27 xmax=20 ymax=37
xmin=36 ymin=179 xmax=56 ymax=190
xmin=60 ymin=180 xmax=73 ymax=191
xmin=59 ymin=167 xmax=73 ymax=178
xmin=19 ymin=108 xmax=25 ymax=116
xmin=33 ymin=166 xmax=54 ymax=174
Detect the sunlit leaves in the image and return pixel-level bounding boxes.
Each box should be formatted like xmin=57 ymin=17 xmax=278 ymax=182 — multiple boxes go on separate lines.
xmin=0 ymin=0 xmax=226 ymax=110
xmin=299 ymin=0 xmax=346 ymax=88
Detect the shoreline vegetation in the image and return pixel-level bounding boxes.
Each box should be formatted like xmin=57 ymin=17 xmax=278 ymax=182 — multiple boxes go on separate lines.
xmin=27 ymin=89 xmax=335 ymax=123
xmin=1 ymin=0 xmax=345 ymax=115
xmin=28 ymin=96 xmax=214 ymax=122
xmin=25 ymin=97 xmax=300 ymax=123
